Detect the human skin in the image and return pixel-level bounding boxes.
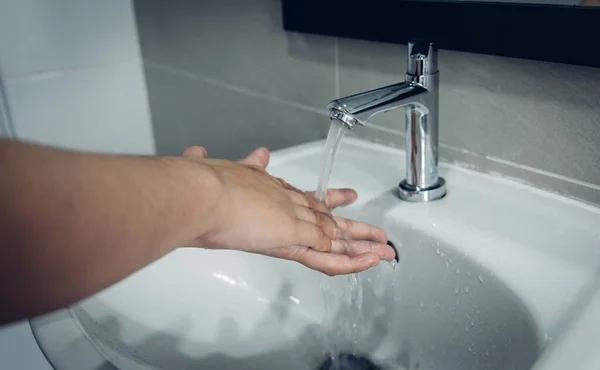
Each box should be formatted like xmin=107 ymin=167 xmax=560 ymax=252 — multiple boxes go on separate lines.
xmin=0 ymin=141 xmax=394 ymax=325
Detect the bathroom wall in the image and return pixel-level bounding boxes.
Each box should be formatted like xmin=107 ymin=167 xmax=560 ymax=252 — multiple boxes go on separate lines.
xmin=134 ymin=0 xmax=600 ymax=205
xmin=0 ymin=2 xmax=155 ymax=369
xmin=0 ymin=0 xmax=155 ymax=155
xmin=0 ymin=76 xmax=12 ymax=138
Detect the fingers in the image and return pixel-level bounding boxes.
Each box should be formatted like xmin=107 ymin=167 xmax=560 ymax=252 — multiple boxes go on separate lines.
xmin=287 ymin=189 xmax=330 ymax=214
xmin=182 ymin=145 xmax=208 ymax=159
xmin=294 ymin=205 xmax=340 ymax=239
xmin=333 ymin=217 xmax=388 ymax=244
xmin=240 ymin=147 xmax=270 ymax=169
xmin=296 ymin=248 xmax=380 ymax=276
xmin=305 ymin=188 xmax=358 ymax=209
xmin=331 ymin=239 xmax=396 ymax=261
xmin=294 ymin=221 xmax=332 ymax=253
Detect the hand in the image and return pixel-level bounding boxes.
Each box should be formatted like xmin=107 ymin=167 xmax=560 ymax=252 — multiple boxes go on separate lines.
xmin=182 ymin=146 xmax=396 ymax=276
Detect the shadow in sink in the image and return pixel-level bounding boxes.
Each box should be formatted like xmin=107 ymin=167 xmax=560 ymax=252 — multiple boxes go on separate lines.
xmin=34 ymin=184 xmax=540 ymax=370
xmin=70 ymin=281 xmax=386 ymax=370
xmin=367 ymin=233 xmax=540 ymax=370
xmin=66 ymin=249 xmax=538 ymax=370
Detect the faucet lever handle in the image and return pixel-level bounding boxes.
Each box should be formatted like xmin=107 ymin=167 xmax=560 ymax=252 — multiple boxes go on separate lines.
xmin=407 ymin=41 xmax=438 ymax=76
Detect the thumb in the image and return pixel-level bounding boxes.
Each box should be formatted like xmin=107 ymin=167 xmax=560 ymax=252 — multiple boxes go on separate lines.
xmin=182 ymin=145 xmax=208 ymax=159
xmin=240 ymin=147 xmax=270 ymax=169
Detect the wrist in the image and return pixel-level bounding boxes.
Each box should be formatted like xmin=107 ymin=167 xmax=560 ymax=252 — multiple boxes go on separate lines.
xmin=157 ymin=156 xmax=223 ymax=250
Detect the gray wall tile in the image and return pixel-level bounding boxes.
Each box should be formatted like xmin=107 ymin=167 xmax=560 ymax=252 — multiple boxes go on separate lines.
xmin=135 ymin=1 xmax=600 ymax=204
xmin=346 ymin=127 xmax=600 ymax=205
xmin=0 ymin=0 xmax=139 ymax=78
xmin=6 ymin=61 xmax=155 ymax=155
xmin=338 ymin=38 xmax=600 ymax=192
xmin=135 ymin=0 xmax=335 ymax=109
xmin=145 ymin=62 xmax=328 ymax=159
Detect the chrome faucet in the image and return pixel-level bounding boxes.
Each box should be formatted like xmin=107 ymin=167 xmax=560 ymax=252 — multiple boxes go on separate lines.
xmin=327 ymin=41 xmax=446 ymax=202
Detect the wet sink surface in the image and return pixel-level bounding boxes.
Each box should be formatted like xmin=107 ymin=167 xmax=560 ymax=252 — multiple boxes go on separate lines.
xmin=31 ymin=138 xmax=600 ymax=370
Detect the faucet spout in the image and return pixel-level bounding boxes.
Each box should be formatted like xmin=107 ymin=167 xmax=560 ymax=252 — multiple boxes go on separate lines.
xmin=327 ymin=81 xmax=427 ymax=127
xmin=326 ymin=41 xmax=446 ymax=203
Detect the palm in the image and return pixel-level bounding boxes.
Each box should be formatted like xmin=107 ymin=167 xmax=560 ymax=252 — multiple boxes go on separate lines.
xmin=183 ymin=146 xmax=395 ymax=276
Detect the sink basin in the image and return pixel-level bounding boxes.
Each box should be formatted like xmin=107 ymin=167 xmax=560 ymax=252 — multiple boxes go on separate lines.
xmin=31 ymin=138 xmax=600 ymax=370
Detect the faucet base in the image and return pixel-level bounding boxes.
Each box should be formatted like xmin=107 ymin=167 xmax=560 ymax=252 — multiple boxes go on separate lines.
xmin=398 ymin=177 xmax=446 ymax=202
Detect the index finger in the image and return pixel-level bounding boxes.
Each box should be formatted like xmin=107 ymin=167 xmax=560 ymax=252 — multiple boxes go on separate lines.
xmin=305 ymin=188 xmax=358 ymax=209
xmin=295 ymin=248 xmax=380 ymax=276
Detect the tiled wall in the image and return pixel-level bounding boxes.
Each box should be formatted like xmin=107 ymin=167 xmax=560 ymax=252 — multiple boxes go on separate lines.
xmin=135 ymin=0 xmax=600 ymax=205
xmin=0 ymin=0 xmax=155 ymax=155
xmin=0 ymin=76 xmax=11 ymax=138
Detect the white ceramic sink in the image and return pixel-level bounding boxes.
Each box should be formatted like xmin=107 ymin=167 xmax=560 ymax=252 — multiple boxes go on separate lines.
xmin=31 ymin=138 xmax=600 ymax=370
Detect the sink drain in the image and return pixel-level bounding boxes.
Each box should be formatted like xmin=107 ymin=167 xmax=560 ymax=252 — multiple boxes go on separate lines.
xmin=316 ymin=353 xmax=382 ymax=370
xmin=387 ymin=240 xmax=399 ymax=262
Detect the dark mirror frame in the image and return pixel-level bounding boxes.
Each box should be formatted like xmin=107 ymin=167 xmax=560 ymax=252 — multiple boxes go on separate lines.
xmin=282 ymin=0 xmax=600 ymax=68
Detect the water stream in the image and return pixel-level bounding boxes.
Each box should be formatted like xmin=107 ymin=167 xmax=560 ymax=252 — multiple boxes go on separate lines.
xmin=315 ymin=119 xmax=367 ymax=364
xmin=315 ymin=119 xmax=349 ymax=202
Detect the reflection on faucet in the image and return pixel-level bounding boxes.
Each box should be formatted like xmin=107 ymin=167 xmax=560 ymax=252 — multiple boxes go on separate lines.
xmin=327 ymin=41 xmax=446 ymax=203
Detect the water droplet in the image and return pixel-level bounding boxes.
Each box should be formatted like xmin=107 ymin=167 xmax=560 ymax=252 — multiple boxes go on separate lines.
xmin=432 ymin=223 xmax=437 ymax=228
xmin=455 ymin=287 xmax=459 ymax=295
xmin=420 ymin=301 xmax=425 ymax=308
xmin=449 ymin=258 xmax=453 ymax=264
xmin=465 ymin=313 xmax=471 ymax=319
xmin=465 ymin=324 xmax=470 ymax=333
xmin=470 ymin=320 xmax=475 ymax=326
xmin=484 ymin=350 xmax=489 ymax=357
xmin=478 ymin=275 xmax=484 ymax=283
xmin=456 ymin=268 xmax=460 ymax=274
xmin=465 ymin=286 xmax=470 ymax=294
xmin=436 ymin=247 xmax=441 ymax=255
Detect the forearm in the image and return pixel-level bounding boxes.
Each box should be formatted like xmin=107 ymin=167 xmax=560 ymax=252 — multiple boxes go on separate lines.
xmin=0 ymin=140 xmax=219 ymax=324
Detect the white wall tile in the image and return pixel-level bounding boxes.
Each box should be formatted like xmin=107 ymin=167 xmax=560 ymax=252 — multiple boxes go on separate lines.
xmin=6 ymin=61 xmax=155 ymax=155
xmin=0 ymin=0 xmax=139 ymax=78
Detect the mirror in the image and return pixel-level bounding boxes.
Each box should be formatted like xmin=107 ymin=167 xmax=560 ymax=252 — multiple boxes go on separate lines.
xmin=282 ymin=0 xmax=600 ymax=67
xmin=415 ymin=0 xmax=600 ymax=5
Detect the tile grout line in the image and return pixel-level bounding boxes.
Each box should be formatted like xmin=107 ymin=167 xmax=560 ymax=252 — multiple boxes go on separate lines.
xmin=437 ymin=141 xmax=600 ymax=191
xmin=144 ymin=59 xmax=600 ymax=194
xmin=144 ymin=59 xmax=329 ymax=117
xmin=360 ymin=126 xmax=600 ymax=192
xmin=5 ymin=58 xmax=141 ymax=84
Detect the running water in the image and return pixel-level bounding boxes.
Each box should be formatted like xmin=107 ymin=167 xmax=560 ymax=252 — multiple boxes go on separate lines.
xmin=315 ymin=119 xmax=348 ymax=202
xmin=316 ymin=119 xmax=367 ymax=363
